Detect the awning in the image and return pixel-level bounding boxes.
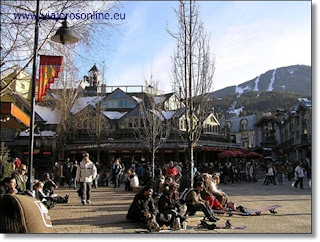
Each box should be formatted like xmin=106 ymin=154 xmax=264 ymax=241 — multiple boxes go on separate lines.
xmin=1 ymin=102 xmax=30 ymax=129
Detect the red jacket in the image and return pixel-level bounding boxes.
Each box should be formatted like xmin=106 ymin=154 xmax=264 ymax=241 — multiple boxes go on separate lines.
xmin=166 ymin=167 xmax=178 ymax=177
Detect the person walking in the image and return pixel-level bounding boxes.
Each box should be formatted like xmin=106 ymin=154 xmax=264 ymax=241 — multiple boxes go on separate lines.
xmin=76 ymin=153 xmax=97 ymax=205
xmin=293 ymin=162 xmax=305 ymax=189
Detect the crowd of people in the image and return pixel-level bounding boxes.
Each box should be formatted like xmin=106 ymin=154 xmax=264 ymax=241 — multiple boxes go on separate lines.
xmin=1 ymin=153 xmax=311 ymax=233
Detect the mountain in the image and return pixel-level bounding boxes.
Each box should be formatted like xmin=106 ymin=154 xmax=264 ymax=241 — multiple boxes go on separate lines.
xmin=210 ymin=91 xmax=311 ymax=119
xmin=207 ymin=65 xmax=311 ymax=119
xmin=212 ymin=65 xmax=311 ymax=98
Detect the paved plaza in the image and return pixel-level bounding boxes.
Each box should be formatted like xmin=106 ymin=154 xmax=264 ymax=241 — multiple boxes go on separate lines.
xmin=48 ymin=178 xmax=312 ymax=234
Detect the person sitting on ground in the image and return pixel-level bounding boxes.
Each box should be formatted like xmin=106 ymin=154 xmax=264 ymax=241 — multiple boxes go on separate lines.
xmin=127 ymin=186 xmax=160 ymax=231
xmin=182 ymin=182 xmax=219 ymax=222
xmin=33 ymin=181 xmax=69 ymax=209
xmin=124 ymin=169 xmax=132 ymax=191
xmin=206 ymin=172 xmax=229 ymax=207
xmin=201 ymin=173 xmax=225 ymax=210
xmin=128 ymin=170 xmax=139 ymax=189
xmin=43 ymin=173 xmax=58 ymax=196
xmin=11 ymin=164 xmax=28 ymax=193
xmin=158 ymin=182 xmax=187 ymax=228
xmin=0 ymin=177 xmax=18 ymax=195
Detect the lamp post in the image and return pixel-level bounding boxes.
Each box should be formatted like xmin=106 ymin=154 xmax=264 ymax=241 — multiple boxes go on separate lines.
xmin=27 ymin=0 xmax=79 ymax=190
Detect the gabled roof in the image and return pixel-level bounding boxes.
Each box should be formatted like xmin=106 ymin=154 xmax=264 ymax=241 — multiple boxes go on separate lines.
xmin=35 ymin=105 xmax=61 ymax=124
xmin=225 ymin=115 xmax=257 ymax=132
xmin=204 ymin=113 xmax=220 ymax=125
xmin=89 ymin=64 xmax=99 ymax=72
xmin=154 ymin=92 xmax=177 ymax=104
xmin=70 ymin=96 xmax=102 ymax=115
xmin=101 ymin=88 xmax=138 ymax=106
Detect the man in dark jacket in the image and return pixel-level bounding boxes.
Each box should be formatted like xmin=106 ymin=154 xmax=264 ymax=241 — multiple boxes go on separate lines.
xmin=127 ymin=186 xmax=160 ymax=231
xmin=158 ymin=182 xmax=187 ymax=227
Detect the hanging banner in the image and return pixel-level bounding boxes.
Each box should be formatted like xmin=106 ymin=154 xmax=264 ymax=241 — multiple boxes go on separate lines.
xmin=38 ymin=55 xmax=63 ymax=102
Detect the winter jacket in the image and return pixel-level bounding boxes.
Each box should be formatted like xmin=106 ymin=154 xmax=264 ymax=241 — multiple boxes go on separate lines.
xmin=127 ymin=191 xmax=158 ymax=221
xmin=76 ymin=160 xmax=97 ymax=183
xmin=158 ymin=191 xmax=180 ymax=213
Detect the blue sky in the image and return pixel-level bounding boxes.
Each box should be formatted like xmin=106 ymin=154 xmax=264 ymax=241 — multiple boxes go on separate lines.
xmin=76 ymin=1 xmax=311 ymax=93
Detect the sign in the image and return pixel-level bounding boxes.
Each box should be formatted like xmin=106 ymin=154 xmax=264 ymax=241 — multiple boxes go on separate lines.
xmin=43 ymin=151 xmax=51 ymax=155
xmin=38 ymin=55 xmax=63 ymax=102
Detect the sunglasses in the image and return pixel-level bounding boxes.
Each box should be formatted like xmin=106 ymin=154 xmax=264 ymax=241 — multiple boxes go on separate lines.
xmin=22 ymin=168 xmax=27 ymax=171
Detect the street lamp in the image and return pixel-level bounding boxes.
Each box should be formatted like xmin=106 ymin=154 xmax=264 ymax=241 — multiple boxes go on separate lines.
xmin=27 ymin=0 xmax=79 ymax=190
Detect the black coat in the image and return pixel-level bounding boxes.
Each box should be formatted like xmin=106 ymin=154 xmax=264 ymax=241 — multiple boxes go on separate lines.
xmin=127 ymin=192 xmax=158 ymax=221
xmin=158 ymin=191 xmax=180 ymax=213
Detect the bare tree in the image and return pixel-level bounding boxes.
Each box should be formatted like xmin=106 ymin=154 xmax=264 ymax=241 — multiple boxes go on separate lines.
xmin=168 ymin=0 xmax=215 ymax=187
xmin=46 ymin=50 xmax=82 ymax=154
xmin=134 ymin=75 xmax=171 ymax=179
xmin=1 ymin=0 xmax=122 ymax=96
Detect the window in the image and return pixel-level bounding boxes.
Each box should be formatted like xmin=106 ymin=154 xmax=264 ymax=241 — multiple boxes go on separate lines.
xmin=119 ymin=122 xmax=126 ymax=129
xmin=240 ymin=119 xmax=248 ymax=131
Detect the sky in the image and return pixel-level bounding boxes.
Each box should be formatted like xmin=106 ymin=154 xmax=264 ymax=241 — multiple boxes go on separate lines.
xmin=76 ymin=1 xmax=311 ymax=94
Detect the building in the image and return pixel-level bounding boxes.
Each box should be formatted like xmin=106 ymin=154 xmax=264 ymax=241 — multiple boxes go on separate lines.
xmin=279 ymin=98 xmax=311 ymax=163
xmin=220 ymin=115 xmax=259 ymax=149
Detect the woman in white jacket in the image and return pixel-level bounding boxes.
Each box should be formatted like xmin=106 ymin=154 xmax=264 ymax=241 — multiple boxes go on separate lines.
xmin=76 ymin=153 xmax=97 ymax=205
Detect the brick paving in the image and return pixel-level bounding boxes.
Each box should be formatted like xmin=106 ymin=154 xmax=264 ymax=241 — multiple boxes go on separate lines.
xmin=48 ymin=179 xmax=311 ymax=234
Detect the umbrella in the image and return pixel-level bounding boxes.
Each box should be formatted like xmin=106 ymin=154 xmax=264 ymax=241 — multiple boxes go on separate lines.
xmin=246 ymin=152 xmax=263 ymax=158
xmin=233 ymin=150 xmax=246 ymax=157
xmin=218 ymin=150 xmax=237 ymax=158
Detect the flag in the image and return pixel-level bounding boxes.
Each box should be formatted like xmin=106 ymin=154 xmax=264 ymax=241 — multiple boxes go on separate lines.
xmin=38 ymin=55 xmax=63 ymax=102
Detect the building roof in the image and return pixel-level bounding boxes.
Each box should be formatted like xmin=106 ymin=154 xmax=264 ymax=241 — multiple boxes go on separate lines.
xmin=35 ymin=105 xmax=61 ymax=124
xmin=102 ymin=111 xmax=128 ymax=120
xmin=225 ymin=115 xmax=257 ymax=132
xmin=70 ymin=96 xmax=102 ymax=115
xmin=89 ymin=64 xmax=99 ymax=72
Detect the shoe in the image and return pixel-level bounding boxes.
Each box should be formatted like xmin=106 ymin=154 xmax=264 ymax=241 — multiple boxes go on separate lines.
xmin=81 ymin=200 xmax=86 ymax=205
xmin=208 ymin=216 xmax=218 ymax=222
xmin=64 ymin=195 xmax=69 ymax=203
xmin=86 ymin=200 xmax=91 ymax=204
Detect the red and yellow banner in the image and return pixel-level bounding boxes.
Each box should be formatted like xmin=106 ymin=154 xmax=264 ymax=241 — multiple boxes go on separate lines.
xmin=38 ymin=55 xmax=63 ymax=102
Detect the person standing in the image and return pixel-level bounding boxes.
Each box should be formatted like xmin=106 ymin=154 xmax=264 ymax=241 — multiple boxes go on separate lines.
xmin=93 ymin=162 xmax=101 ymax=188
xmin=294 ymin=162 xmax=305 ymax=189
xmin=71 ymin=161 xmax=78 ymax=189
xmin=111 ymin=158 xmax=123 ymax=189
xmin=76 ymin=153 xmax=97 ymax=205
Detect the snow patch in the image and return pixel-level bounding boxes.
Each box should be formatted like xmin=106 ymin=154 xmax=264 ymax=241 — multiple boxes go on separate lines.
xmin=228 ymin=106 xmax=244 ymax=117
xmin=35 ymin=105 xmax=61 ymax=124
xmin=154 ymin=96 xmax=166 ymax=104
xmin=162 ymin=111 xmax=176 ymax=120
xmin=19 ymin=131 xmax=56 ymax=137
xmin=281 ymin=85 xmax=286 ymax=90
xmin=70 ymin=96 xmax=102 ymax=115
xmin=267 ymin=69 xmax=277 ymax=91
xmin=132 ymin=96 xmax=143 ymax=103
xmin=102 ymin=111 xmax=127 ymax=120
xmin=253 ymin=75 xmax=260 ymax=91
xmin=235 ymin=85 xmax=250 ymax=94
